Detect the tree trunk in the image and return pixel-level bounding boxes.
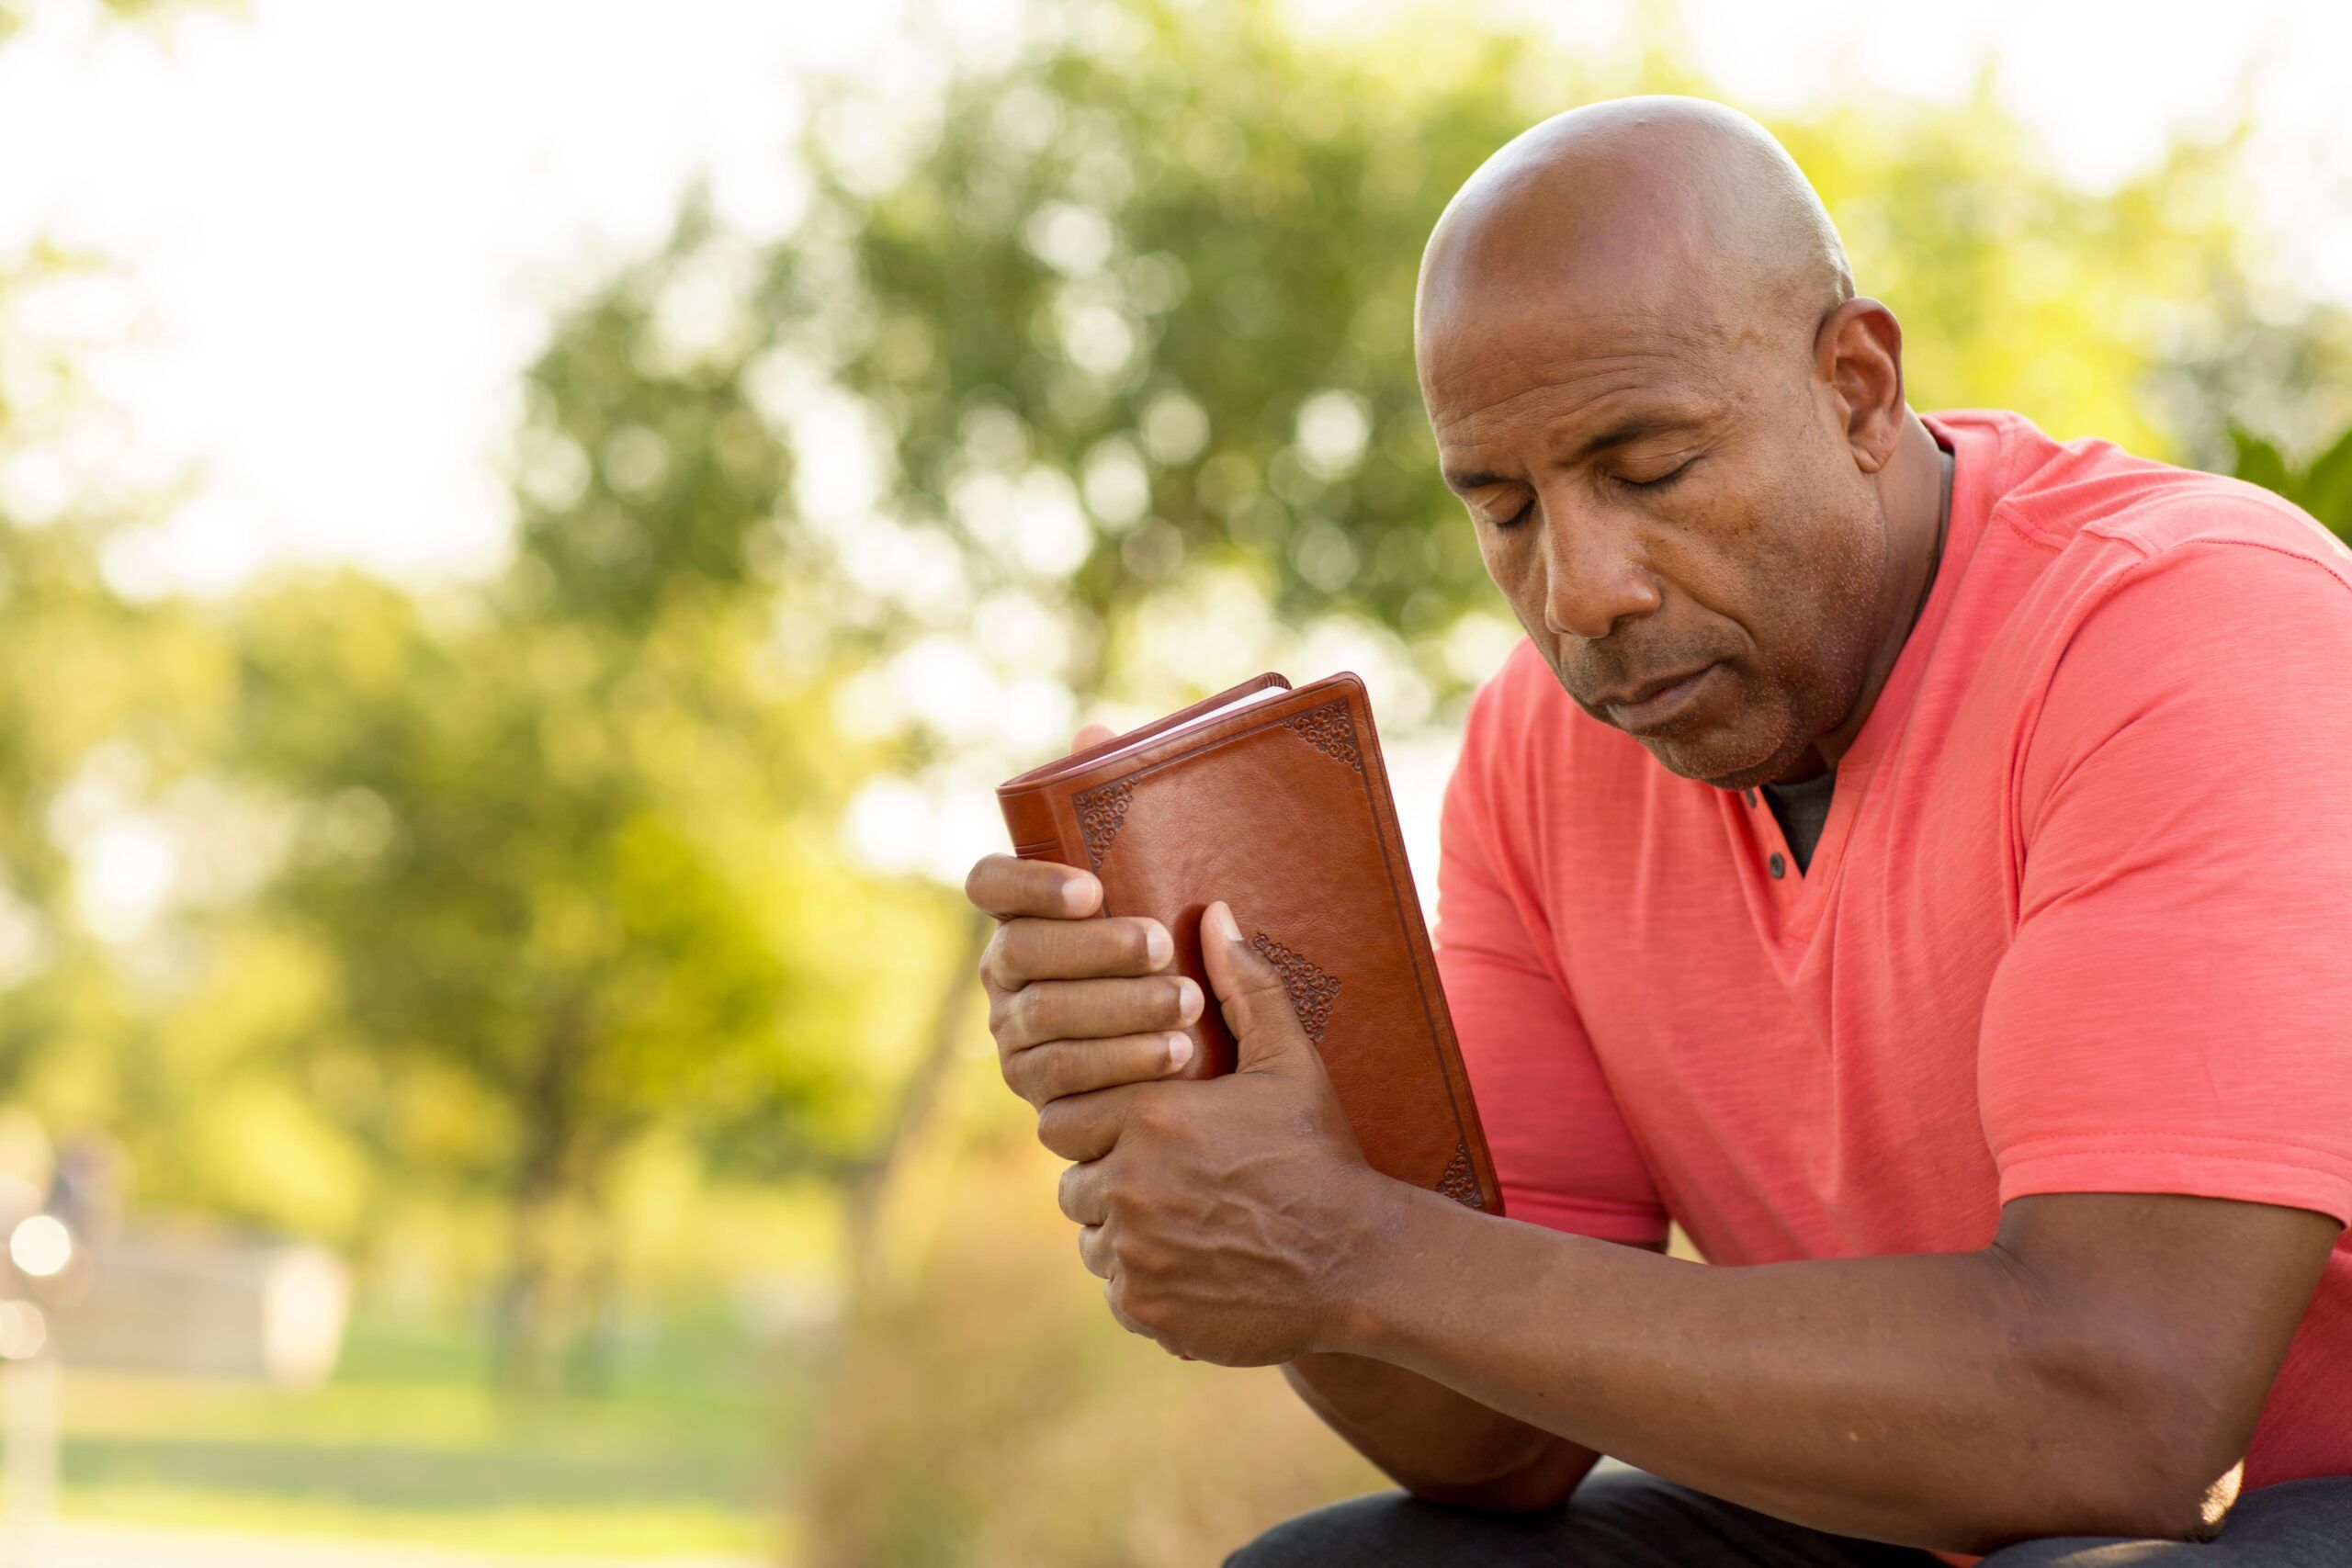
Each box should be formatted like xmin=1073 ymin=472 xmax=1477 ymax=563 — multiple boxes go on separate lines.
xmin=837 ymin=904 xmax=991 ymax=1296
xmin=492 ymin=1001 xmax=588 ymax=1393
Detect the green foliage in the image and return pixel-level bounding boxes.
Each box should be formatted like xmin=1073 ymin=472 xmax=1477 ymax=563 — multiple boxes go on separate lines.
xmin=761 ymin=0 xmax=2323 ymax=722
xmin=2229 ymin=424 xmax=2352 ymax=536
xmin=202 ymin=200 xmax=934 ymax=1372
xmin=511 ymin=198 xmax=799 ymax=633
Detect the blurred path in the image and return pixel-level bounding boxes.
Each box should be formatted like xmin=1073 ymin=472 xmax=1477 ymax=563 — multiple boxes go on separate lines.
xmin=33 ymin=1517 xmax=763 ymax=1568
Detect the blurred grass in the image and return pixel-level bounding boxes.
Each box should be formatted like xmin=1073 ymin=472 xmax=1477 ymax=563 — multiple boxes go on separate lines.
xmin=799 ymin=1055 xmax=1395 ymax=1567
xmin=52 ymin=1313 xmax=793 ymax=1557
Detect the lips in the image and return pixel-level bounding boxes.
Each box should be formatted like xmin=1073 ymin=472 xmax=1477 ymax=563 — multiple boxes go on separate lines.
xmin=1596 ymin=662 xmax=1723 ymax=732
xmin=1595 ymin=665 xmax=1716 ymax=709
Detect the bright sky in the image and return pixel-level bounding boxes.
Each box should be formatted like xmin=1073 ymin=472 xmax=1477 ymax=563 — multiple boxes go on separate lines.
xmin=0 ymin=0 xmax=2345 ymax=594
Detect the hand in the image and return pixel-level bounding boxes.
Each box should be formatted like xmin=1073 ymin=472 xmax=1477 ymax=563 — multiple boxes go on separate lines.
xmin=967 ymin=724 xmax=1204 ymax=1110
xmin=1046 ymin=897 xmax=1391 ymax=1366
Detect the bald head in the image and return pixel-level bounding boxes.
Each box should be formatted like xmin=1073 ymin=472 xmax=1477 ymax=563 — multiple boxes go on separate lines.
xmin=1419 ymin=96 xmax=1852 ymax=361
xmin=1416 ymin=96 xmax=1947 ymax=793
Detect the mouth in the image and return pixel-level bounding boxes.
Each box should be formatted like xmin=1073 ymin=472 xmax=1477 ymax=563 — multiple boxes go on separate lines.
xmin=1596 ymin=663 xmax=1723 ymax=733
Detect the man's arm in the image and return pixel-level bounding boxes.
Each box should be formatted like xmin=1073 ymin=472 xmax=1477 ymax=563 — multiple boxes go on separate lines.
xmin=1281 ymin=1354 xmax=1600 ymax=1511
xmin=1046 ymin=909 xmax=2342 ymax=1556
xmin=1334 ymin=1181 xmax=2335 ymax=1553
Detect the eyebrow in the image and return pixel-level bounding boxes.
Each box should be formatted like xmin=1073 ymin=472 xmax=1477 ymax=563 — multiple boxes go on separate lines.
xmin=1441 ymin=412 xmax=1702 ymax=495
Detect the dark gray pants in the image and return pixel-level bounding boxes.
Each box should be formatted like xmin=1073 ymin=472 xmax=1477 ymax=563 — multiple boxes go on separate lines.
xmin=1224 ymin=1466 xmax=2352 ymax=1566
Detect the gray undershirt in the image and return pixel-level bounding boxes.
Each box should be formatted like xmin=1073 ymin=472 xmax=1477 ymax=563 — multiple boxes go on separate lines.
xmin=1760 ymin=769 xmax=1837 ymax=875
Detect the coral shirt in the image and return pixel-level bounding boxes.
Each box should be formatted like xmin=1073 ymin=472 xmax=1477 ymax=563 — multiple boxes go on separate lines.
xmin=1433 ymin=409 xmax=2352 ymax=1491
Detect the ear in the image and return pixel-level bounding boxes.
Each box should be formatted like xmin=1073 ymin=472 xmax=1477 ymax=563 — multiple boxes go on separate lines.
xmin=1813 ymin=298 xmax=1905 ymax=476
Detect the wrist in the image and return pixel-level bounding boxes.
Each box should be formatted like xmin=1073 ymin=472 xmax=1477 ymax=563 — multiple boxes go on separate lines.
xmin=1311 ymin=1166 xmax=1453 ymax=1359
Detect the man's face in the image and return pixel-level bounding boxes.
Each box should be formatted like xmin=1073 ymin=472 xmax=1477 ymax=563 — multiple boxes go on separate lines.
xmin=1419 ymin=291 xmax=1889 ymax=792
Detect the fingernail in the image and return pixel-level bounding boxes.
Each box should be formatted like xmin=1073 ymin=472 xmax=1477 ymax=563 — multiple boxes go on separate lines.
xmin=1062 ymin=874 xmax=1098 ymax=914
xmin=1175 ymin=976 xmax=1203 ymax=1024
xmin=1211 ymin=900 xmax=1241 ymax=944
xmin=1166 ymin=1032 xmax=1193 ymax=1070
xmin=1144 ymin=923 xmax=1172 ymax=968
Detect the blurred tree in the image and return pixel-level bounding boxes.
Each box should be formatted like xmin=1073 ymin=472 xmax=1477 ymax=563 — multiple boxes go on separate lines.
xmin=212 ymin=206 xmax=947 ymax=1388
xmin=779 ymin=1 xmax=2300 ymax=712
xmin=0 ymin=231 xmax=234 ymax=1113
xmin=2228 ymin=423 xmax=2352 ymax=537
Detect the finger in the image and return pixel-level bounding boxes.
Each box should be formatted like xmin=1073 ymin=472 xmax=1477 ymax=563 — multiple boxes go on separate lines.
xmin=1077 ymin=1222 xmax=1124 ymax=1288
xmin=990 ymin=974 xmax=1204 ymax=1054
xmin=1010 ymin=1032 xmax=1194 ymax=1108
xmin=1059 ymin=1158 xmax=1112 ymax=1226
xmin=965 ymin=852 xmax=1102 ymax=922
xmin=1198 ymin=899 xmax=1313 ymax=1073
xmin=1035 ymin=1080 xmax=1166 ymax=1163
xmin=1104 ymin=1279 xmax=1157 ymax=1341
xmin=978 ymin=913 xmax=1171 ymax=993
xmin=1071 ymin=722 xmax=1116 ymax=752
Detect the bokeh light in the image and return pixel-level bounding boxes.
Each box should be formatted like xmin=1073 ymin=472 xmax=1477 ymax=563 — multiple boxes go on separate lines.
xmin=7 ymin=1215 xmax=71 ymax=1280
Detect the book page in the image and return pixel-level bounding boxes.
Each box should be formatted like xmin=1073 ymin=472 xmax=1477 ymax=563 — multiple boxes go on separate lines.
xmin=1083 ymin=682 xmax=1293 ymax=769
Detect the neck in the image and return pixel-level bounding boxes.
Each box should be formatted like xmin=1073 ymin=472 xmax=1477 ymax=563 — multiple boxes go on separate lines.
xmin=1791 ymin=412 xmax=1950 ymax=780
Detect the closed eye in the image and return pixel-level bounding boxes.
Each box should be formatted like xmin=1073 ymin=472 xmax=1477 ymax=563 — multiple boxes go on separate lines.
xmin=1483 ymin=454 xmax=1698 ymax=530
xmin=1610 ymin=456 xmax=1698 ymax=492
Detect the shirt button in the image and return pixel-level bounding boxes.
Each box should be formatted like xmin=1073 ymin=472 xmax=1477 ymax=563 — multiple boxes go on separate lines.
xmin=1769 ymin=852 xmax=1786 ymax=879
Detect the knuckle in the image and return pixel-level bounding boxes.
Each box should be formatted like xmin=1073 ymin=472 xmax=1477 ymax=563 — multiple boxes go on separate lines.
xmin=975 ymin=931 xmax=1011 ymax=994
xmin=1127 ymin=1032 xmax=1169 ymax=1077
xmin=1227 ymin=973 xmax=1292 ymax=1010
xmin=1001 ymin=1049 xmax=1041 ymax=1107
xmin=1035 ymin=1100 xmax=1077 ymax=1156
xmin=989 ymin=919 xmax=1035 ymax=982
xmin=1109 ymin=1224 xmax=1166 ymax=1279
xmin=1031 ymin=1043 xmax=1072 ymax=1101
xmin=1005 ymin=985 xmax=1046 ymax=1045
xmin=1127 ymin=1091 xmax=1177 ymax=1138
xmin=1115 ymin=1168 xmax=1167 ymax=1222
xmin=1225 ymin=982 xmax=1299 ymax=1034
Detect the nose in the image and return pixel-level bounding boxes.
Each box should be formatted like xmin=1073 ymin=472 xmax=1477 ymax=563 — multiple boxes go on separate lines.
xmin=1536 ymin=493 xmax=1662 ymax=641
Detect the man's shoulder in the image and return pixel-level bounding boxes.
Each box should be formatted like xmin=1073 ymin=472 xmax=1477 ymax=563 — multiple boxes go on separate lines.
xmin=1938 ymin=407 xmax=2351 ymax=584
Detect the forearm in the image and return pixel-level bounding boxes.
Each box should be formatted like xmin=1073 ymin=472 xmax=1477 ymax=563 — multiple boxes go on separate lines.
xmin=1283 ymin=1351 xmax=1600 ymax=1509
xmin=1336 ymin=1187 xmax=2227 ymax=1553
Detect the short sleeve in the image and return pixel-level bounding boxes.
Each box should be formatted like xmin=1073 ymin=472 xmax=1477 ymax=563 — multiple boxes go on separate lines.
xmin=1436 ymin=677 xmax=1669 ymax=1243
xmin=1980 ymin=540 xmax=2352 ymax=1224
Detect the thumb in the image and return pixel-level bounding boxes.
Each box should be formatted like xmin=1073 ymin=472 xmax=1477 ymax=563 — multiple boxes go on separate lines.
xmin=1199 ymin=900 xmax=1317 ymax=1075
xmin=1070 ymin=722 xmax=1116 ymax=754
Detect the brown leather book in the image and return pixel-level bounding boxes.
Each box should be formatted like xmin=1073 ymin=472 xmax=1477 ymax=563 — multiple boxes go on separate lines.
xmin=996 ymin=671 xmax=1503 ymax=1214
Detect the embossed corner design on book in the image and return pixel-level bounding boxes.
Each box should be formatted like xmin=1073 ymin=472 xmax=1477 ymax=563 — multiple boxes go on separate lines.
xmin=1436 ymin=1141 xmax=1487 ymax=1212
xmin=1249 ymin=931 xmax=1342 ymax=1043
xmin=1071 ymin=778 xmax=1135 ymax=872
xmin=1278 ymin=700 xmax=1363 ymax=773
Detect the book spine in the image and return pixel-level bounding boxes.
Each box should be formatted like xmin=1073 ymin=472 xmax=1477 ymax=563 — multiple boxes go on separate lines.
xmin=999 ymin=786 xmax=1079 ymax=866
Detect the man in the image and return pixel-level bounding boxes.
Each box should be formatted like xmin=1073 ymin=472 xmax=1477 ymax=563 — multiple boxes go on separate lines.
xmin=963 ymin=96 xmax=2352 ymax=1564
